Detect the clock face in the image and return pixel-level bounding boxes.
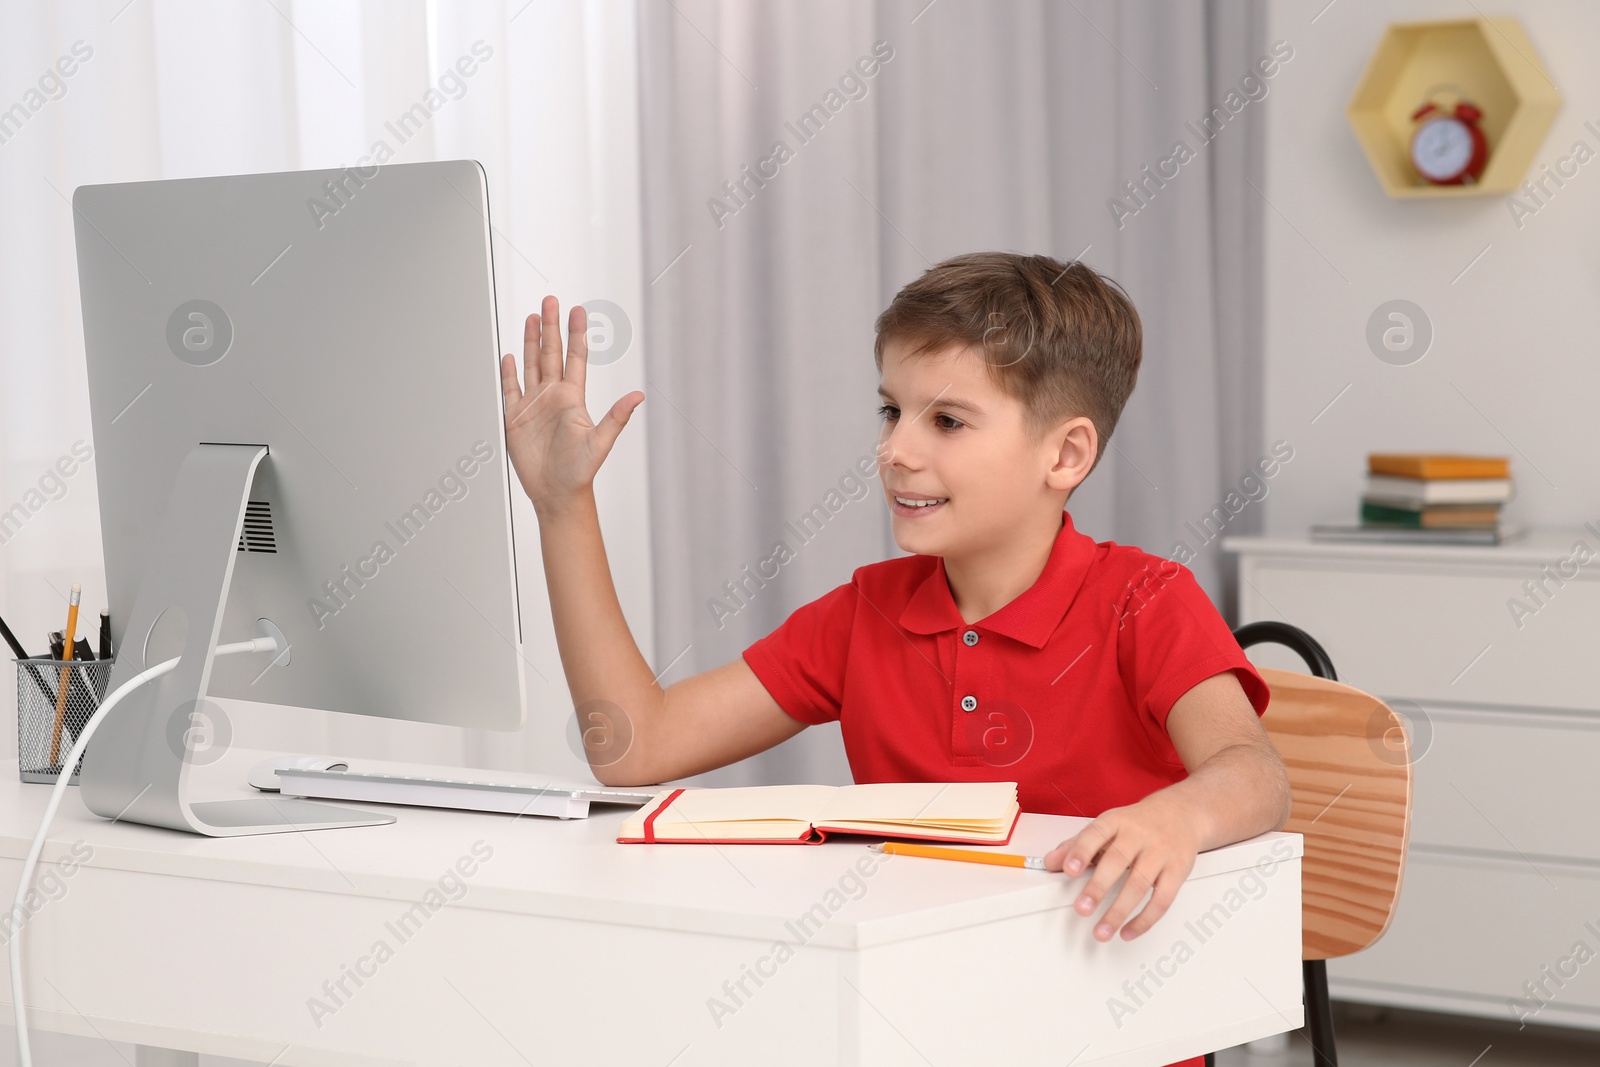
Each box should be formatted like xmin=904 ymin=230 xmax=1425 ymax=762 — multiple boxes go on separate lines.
xmin=1412 ymin=116 xmax=1475 ymax=181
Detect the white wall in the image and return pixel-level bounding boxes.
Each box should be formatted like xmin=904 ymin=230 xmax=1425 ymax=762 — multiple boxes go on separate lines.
xmin=1261 ymin=0 xmax=1598 ymax=536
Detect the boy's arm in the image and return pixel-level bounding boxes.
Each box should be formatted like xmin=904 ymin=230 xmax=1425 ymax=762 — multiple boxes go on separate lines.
xmin=1043 ymin=670 xmax=1292 ymax=942
xmin=504 ymin=297 xmax=806 ymax=788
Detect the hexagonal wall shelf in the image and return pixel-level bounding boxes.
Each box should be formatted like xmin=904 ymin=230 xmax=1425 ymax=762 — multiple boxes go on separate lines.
xmin=1347 ymin=17 xmax=1561 ymax=198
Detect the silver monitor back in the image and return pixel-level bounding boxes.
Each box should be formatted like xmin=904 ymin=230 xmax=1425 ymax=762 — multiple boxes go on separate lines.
xmin=75 ymin=159 xmax=525 ymax=752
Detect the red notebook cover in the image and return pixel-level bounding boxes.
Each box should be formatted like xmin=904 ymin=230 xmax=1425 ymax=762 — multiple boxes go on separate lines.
xmin=616 ymin=787 xmax=1022 ymax=846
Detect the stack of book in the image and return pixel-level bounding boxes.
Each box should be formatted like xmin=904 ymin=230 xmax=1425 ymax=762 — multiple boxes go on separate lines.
xmin=1313 ymin=453 xmax=1522 ymax=545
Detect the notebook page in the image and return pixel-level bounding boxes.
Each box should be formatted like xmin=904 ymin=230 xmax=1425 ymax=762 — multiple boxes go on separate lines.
xmin=815 ymin=781 xmax=1017 ymax=824
xmin=658 ymin=784 xmax=838 ymax=825
xmin=619 ymin=798 xmax=814 ymax=840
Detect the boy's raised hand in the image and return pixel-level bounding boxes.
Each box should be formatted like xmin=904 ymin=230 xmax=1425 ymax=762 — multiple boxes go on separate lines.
xmin=501 ymin=295 xmax=644 ymax=514
xmin=1042 ymin=795 xmax=1201 ymax=942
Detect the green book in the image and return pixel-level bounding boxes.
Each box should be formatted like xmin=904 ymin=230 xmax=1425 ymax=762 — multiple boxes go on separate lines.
xmin=1360 ymin=500 xmax=1499 ymax=528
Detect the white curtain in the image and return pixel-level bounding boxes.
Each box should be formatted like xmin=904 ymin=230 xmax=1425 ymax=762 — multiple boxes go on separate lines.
xmin=0 ymin=0 xmax=654 ymax=779
xmin=637 ymin=0 xmax=1268 ymax=788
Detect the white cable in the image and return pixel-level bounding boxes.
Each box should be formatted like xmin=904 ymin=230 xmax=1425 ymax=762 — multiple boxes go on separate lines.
xmin=9 ymin=636 xmax=280 ymax=1067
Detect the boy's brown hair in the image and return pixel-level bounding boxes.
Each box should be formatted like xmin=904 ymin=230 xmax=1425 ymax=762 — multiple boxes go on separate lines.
xmin=873 ymin=252 xmax=1142 ymax=467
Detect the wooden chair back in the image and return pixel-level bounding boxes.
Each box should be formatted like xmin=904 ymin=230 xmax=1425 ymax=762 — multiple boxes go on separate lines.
xmin=1257 ymin=666 xmax=1414 ymax=961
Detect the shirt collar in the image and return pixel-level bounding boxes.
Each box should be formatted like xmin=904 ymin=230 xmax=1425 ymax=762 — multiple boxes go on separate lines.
xmin=898 ymin=511 xmax=1097 ymax=648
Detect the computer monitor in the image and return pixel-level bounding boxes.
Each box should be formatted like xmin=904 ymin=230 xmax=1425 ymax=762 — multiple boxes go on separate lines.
xmin=72 ymin=159 xmax=526 ymax=836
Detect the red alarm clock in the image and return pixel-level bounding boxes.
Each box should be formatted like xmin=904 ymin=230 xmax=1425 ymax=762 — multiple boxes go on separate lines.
xmin=1409 ymin=99 xmax=1488 ymax=185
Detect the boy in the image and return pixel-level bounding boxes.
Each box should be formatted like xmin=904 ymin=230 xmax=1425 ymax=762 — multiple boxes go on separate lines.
xmin=500 ymin=253 xmax=1291 ymax=977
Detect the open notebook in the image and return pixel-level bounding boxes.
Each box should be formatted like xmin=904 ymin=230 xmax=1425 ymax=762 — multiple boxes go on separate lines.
xmin=617 ymin=781 xmax=1020 ymax=845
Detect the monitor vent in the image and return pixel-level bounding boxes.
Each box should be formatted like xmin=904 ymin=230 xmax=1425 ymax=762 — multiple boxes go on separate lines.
xmin=237 ymin=501 xmax=277 ymax=554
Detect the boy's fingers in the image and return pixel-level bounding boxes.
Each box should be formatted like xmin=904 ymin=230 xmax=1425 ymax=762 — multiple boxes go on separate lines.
xmin=1094 ymin=860 xmax=1158 ymax=940
xmin=565 ymin=304 xmax=589 ymax=395
xmin=1048 ymin=819 xmax=1109 ymax=876
xmin=538 ymin=295 xmax=563 ymax=384
xmin=1120 ymin=873 xmax=1180 ymax=939
xmin=531 ymin=308 xmax=550 ymax=388
xmin=1075 ymin=825 xmax=1126 ymax=876
xmin=595 ymin=391 xmax=644 ymax=452
xmin=1077 ymin=847 xmax=1129 ymax=915
xmin=500 ymin=353 xmax=523 ymax=409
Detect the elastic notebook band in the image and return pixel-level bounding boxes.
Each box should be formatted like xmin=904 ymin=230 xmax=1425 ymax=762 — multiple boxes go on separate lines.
xmin=642 ymin=788 xmax=684 ymax=843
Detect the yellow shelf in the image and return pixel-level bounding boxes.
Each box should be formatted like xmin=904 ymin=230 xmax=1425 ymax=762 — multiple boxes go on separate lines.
xmin=1347 ymin=17 xmax=1561 ymax=198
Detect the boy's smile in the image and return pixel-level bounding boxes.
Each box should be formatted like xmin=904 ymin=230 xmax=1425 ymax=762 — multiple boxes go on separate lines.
xmin=888 ymin=493 xmax=947 ymax=518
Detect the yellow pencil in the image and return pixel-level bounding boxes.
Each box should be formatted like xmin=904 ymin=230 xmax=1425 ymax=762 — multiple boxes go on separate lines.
xmin=868 ymin=841 xmax=1047 ymax=870
xmin=49 ymin=583 xmax=81 ymax=766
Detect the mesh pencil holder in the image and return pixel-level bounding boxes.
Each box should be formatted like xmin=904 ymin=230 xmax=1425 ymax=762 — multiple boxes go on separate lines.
xmin=14 ymin=657 xmax=114 ymax=784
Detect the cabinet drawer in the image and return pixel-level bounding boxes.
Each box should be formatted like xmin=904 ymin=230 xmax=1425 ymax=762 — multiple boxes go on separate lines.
xmin=1239 ymin=558 xmax=1600 ymax=713
xmin=1329 ymin=851 xmax=1600 ymax=1027
xmin=1405 ymin=706 xmax=1600 ymax=865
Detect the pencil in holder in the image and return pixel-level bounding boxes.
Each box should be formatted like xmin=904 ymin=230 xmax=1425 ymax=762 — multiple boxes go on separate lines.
xmin=14 ymin=657 xmax=113 ymax=784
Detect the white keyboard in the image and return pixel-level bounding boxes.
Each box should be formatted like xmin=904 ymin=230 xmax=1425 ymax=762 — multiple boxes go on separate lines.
xmin=272 ymin=766 xmax=660 ymax=820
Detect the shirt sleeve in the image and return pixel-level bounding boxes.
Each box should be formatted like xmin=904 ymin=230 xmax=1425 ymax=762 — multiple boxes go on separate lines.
xmin=740 ymin=578 xmax=858 ymax=726
xmin=1114 ymin=559 xmax=1270 ymax=731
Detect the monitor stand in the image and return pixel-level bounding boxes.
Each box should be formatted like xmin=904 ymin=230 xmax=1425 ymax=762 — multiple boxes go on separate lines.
xmin=77 ymin=443 xmax=395 ymax=836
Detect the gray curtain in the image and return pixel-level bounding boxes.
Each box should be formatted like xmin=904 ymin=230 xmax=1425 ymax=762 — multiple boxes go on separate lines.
xmin=637 ymin=0 xmax=1267 ymax=787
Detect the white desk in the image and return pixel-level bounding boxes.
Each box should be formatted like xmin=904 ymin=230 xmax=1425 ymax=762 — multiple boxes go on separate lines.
xmin=1 ymin=747 xmax=1304 ymax=1066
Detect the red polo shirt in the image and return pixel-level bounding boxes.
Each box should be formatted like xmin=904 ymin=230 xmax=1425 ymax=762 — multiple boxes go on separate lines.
xmin=741 ymin=510 xmax=1269 ymax=818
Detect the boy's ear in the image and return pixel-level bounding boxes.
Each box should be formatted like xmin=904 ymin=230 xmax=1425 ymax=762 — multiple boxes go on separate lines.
xmin=1045 ymin=415 xmax=1098 ymax=495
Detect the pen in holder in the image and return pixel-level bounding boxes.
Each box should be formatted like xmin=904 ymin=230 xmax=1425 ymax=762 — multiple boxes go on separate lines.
xmin=14 ymin=656 xmax=113 ymax=784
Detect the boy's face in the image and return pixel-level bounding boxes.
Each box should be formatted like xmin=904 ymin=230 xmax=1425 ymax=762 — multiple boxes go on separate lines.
xmin=876 ymin=338 xmax=1092 ymax=559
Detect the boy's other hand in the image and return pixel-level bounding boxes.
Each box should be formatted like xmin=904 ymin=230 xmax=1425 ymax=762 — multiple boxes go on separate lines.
xmin=1042 ymin=795 xmax=1201 ymax=942
xmin=501 ymin=295 xmax=644 ymax=515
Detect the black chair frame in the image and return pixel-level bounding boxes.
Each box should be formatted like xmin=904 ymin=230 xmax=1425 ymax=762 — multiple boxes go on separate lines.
xmin=1201 ymin=620 xmax=1339 ymax=1067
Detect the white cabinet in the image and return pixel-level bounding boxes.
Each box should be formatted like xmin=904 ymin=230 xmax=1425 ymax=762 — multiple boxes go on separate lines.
xmin=1226 ymin=531 xmax=1600 ymax=1032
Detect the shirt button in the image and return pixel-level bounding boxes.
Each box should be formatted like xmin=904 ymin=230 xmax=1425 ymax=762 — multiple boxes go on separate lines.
xmin=962 ymin=629 xmax=979 ymax=646
xmin=960 ymin=694 xmax=978 ymax=712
